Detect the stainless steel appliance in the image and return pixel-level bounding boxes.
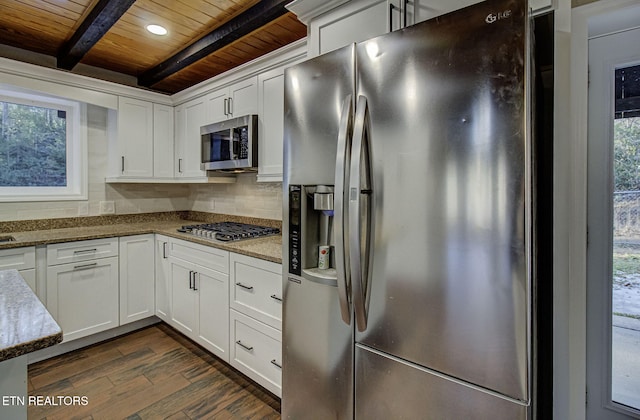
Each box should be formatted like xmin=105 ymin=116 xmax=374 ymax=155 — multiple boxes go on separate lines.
xmin=200 ymin=114 xmax=258 ymax=172
xmin=177 ymin=222 xmax=279 ymax=242
xmin=282 ymin=0 xmax=535 ymax=418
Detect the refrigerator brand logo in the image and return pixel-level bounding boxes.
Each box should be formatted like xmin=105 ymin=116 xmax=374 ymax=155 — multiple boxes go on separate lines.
xmin=485 ymin=9 xmax=512 ymax=24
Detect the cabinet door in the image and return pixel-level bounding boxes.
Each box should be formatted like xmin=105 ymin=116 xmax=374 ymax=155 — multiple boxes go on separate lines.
xmin=229 ymin=77 xmax=258 ymax=118
xmin=119 ymin=235 xmax=155 ymax=325
xmin=47 ymin=257 xmax=119 ymax=342
xmin=175 ymin=98 xmax=207 ymax=178
xmin=196 ymin=265 xmax=229 ymax=362
xmin=117 ymin=97 xmax=153 ymax=177
xmin=310 ymin=0 xmax=388 ymax=56
xmin=153 ymin=103 xmax=174 ymax=179
xmin=155 ymin=235 xmax=171 ymax=321
xmin=206 ymin=87 xmax=228 ymax=123
xmin=258 ymin=68 xmax=285 ymax=182
xmin=169 ymin=258 xmax=198 ymax=336
xmin=407 ymin=0 xmax=482 ymax=26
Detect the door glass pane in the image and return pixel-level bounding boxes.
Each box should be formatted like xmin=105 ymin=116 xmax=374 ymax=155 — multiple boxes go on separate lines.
xmin=612 ymin=64 xmax=640 ymax=410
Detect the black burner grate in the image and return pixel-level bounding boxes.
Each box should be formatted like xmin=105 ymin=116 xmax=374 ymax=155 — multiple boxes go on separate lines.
xmin=177 ymin=222 xmax=280 ymax=242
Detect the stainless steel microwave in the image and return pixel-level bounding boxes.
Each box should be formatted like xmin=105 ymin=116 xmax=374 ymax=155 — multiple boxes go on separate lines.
xmin=200 ymin=114 xmax=258 ymax=172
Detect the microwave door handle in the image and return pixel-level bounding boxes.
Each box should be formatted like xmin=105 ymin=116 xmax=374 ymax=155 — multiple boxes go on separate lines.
xmin=334 ymin=94 xmax=353 ymax=326
xmin=349 ymin=95 xmax=373 ymax=333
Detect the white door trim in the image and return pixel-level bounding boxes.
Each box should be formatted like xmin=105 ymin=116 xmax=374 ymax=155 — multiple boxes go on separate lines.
xmin=553 ymin=0 xmax=639 ymax=420
xmin=566 ymin=1 xmax=640 ymax=419
xmin=587 ymin=24 xmax=640 ymax=419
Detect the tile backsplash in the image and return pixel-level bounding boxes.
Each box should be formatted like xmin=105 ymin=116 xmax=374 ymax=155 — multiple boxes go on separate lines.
xmin=0 ymin=104 xmax=283 ymax=222
xmin=189 ymin=175 xmax=283 ymax=221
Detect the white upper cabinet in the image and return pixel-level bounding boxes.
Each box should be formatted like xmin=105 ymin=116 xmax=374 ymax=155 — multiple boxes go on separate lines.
xmin=257 ymin=67 xmax=286 ymax=182
xmin=116 ymin=96 xmax=154 ymax=178
xmin=290 ymin=0 xmax=554 ymax=57
xmin=109 ymin=97 xmax=175 ymax=181
xmin=153 ymin=103 xmax=175 ymax=179
xmin=174 ymin=97 xmax=207 ymax=178
xmin=206 ymin=77 xmax=258 ymax=123
xmin=229 ymin=77 xmax=258 ymax=118
xmin=309 ymin=0 xmax=389 ymax=56
xmin=403 ymin=0 xmax=482 ymax=27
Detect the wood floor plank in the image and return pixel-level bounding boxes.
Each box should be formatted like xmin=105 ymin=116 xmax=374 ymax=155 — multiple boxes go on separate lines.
xmin=29 ymin=376 xmax=114 ymax=420
xmin=29 ymin=346 xmax=124 ymax=390
xmin=92 ymin=373 xmax=191 ymax=419
xmin=28 ymin=325 xmax=281 ymax=419
xmin=70 ymin=347 xmax=156 ymax=388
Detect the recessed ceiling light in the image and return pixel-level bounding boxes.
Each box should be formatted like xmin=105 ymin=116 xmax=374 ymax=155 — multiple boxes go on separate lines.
xmin=146 ymin=24 xmax=167 ymax=36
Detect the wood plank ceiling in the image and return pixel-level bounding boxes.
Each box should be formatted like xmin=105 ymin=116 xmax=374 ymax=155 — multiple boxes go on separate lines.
xmin=0 ymin=0 xmax=307 ymax=94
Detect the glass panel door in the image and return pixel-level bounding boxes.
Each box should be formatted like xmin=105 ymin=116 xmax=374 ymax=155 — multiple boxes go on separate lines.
xmin=587 ymin=23 xmax=640 ymax=419
xmin=612 ymin=77 xmax=640 ymax=409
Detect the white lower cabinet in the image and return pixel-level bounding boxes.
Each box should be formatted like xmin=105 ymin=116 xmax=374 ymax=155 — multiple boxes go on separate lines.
xmin=46 ymin=256 xmax=119 ymax=342
xmin=230 ymin=309 xmax=282 ymax=396
xmin=228 ymin=253 xmax=282 ymax=396
xmin=230 ymin=253 xmax=282 ymax=329
xmin=167 ymin=238 xmax=230 ymax=362
xmin=46 ymin=238 xmax=120 ymax=342
xmin=155 ymin=235 xmax=171 ymax=322
xmin=119 ymin=235 xmax=155 ymax=325
xmin=0 ymin=246 xmax=36 ymax=292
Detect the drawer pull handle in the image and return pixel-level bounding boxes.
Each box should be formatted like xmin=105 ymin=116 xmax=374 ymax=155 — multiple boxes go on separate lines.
xmin=74 ymin=248 xmax=97 ymax=254
xmin=270 ymin=359 xmax=282 ymax=369
xmin=270 ymin=294 xmax=282 ymax=302
xmin=236 ymin=340 xmax=253 ymax=351
xmin=236 ymin=282 xmax=254 ymax=291
xmin=73 ymin=262 xmax=98 ymax=271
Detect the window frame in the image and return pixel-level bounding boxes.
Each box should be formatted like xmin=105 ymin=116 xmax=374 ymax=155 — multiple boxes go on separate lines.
xmin=0 ymin=88 xmax=87 ymax=202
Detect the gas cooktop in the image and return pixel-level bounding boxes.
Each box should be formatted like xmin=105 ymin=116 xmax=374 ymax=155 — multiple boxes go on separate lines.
xmin=177 ymin=222 xmax=280 ymax=242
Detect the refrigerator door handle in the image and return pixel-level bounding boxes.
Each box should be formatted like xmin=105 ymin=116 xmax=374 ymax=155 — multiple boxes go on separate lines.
xmin=334 ymin=94 xmax=354 ymax=325
xmin=349 ymin=95 xmax=373 ymax=333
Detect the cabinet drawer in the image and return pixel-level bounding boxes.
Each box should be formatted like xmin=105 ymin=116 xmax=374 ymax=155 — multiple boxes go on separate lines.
xmin=168 ymin=238 xmax=229 ymax=274
xmin=46 ymin=256 xmax=119 ymax=342
xmin=230 ymin=309 xmax=282 ymax=397
xmin=230 ymin=254 xmax=282 ymax=330
xmin=0 ymin=246 xmax=35 ymax=270
xmin=47 ymin=238 xmax=119 ymax=266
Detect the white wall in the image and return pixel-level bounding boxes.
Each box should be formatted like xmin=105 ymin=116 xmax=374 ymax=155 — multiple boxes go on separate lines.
xmin=0 ymin=105 xmax=283 ymax=222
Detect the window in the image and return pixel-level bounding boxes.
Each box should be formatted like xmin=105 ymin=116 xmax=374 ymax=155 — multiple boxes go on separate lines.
xmin=0 ymin=89 xmax=86 ymax=201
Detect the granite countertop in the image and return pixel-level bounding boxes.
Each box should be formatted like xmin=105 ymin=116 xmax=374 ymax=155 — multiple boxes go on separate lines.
xmin=0 ymin=269 xmax=63 ymax=362
xmin=0 ymin=212 xmax=282 ymax=264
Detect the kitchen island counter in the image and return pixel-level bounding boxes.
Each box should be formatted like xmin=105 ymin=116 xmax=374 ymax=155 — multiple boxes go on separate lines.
xmin=0 ymin=269 xmax=62 ymax=362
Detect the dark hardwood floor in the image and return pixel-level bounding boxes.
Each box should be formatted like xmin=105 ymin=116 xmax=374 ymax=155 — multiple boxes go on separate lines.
xmin=27 ymin=323 xmax=281 ymax=420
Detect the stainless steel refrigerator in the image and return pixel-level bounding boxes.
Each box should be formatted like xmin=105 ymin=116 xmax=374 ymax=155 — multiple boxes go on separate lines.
xmin=282 ymin=0 xmax=533 ymax=418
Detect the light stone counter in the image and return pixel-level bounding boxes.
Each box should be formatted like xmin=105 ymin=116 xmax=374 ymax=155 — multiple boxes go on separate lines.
xmin=1 ymin=270 xmax=62 ymax=420
xmin=0 ymin=269 xmax=62 ymax=361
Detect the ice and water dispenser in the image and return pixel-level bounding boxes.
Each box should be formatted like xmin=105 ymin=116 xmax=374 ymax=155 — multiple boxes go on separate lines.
xmin=288 ymin=185 xmax=336 ymax=279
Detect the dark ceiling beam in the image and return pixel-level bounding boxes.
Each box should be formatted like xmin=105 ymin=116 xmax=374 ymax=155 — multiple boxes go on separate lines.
xmin=57 ymin=0 xmax=137 ymax=70
xmin=138 ymin=0 xmax=290 ymax=88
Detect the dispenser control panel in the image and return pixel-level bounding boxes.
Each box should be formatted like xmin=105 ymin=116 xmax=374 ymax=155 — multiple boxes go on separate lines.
xmin=289 ymin=185 xmax=302 ymax=276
